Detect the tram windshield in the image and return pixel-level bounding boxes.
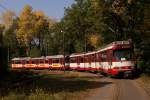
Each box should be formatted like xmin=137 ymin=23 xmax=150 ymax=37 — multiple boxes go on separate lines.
xmin=114 ymin=49 xmax=132 ymax=61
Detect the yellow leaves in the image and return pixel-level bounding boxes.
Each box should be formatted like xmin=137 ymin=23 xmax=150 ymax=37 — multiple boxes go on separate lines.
xmin=20 ymin=5 xmax=33 ymax=21
xmin=90 ymin=0 xmax=102 ymax=12
xmin=48 ymin=18 xmax=56 ymax=29
xmin=34 ymin=11 xmax=56 ymax=29
xmin=128 ymin=0 xmax=135 ymax=5
xmin=90 ymin=0 xmax=99 ymax=8
xmin=88 ymin=33 xmax=103 ymax=48
xmin=0 ymin=10 xmax=16 ymax=29
xmin=88 ymin=34 xmax=98 ymax=48
xmin=17 ymin=5 xmax=34 ymax=47
xmin=35 ymin=18 xmax=44 ymax=28
xmin=112 ymin=0 xmax=126 ymax=15
xmin=16 ymin=4 xmax=56 ymax=48
xmin=34 ymin=10 xmax=44 ymax=18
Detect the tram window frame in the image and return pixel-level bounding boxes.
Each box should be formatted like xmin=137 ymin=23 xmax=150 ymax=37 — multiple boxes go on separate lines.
xmin=32 ymin=60 xmax=39 ymax=64
xmin=48 ymin=59 xmax=52 ymax=64
xmin=22 ymin=60 xmax=26 ymax=64
xmin=96 ymin=53 xmax=99 ymax=62
xmin=84 ymin=56 xmax=88 ymax=63
xmin=31 ymin=60 xmax=36 ymax=64
xmin=39 ymin=60 xmax=44 ymax=63
xmin=109 ymin=50 xmax=113 ymax=62
xmin=15 ymin=60 xmax=21 ymax=64
xmin=80 ymin=56 xmax=84 ymax=63
xmin=60 ymin=58 xmax=64 ymax=64
xmin=77 ymin=57 xmax=80 ymax=64
xmin=26 ymin=60 xmax=30 ymax=64
xmin=108 ymin=50 xmax=113 ymax=65
xmin=88 ymin=55 xmax=91 ymax=63
xmin=53 ymin=59 xmax=59 ymax=63
xmin=65 ymin=56 xmax=70 ymax=63
xmin=70 ymin=57 xmax=76 ymax=63
xmin=45 ymin=60 xmax=49 ymax=63
xmin=97 ymin=52 xmax=101 ymax=62
xmin=91 ymin=54 xmax=95 ymax=62
xmin=101 ymin=51 xmax=107 ymax=62
xmin=11 ymin=60 xmax=15 ymax=64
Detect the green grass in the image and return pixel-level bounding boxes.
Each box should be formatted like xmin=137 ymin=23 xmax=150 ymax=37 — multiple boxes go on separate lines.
xmin=0 ymin=70 xmax=109 ymax=100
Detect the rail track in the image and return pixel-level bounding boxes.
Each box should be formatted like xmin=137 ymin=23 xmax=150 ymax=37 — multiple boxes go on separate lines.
xmin=112 ymin=79 xmax=121 ymax=100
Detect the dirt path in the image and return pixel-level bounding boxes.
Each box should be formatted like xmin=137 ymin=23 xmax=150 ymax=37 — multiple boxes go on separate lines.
xmin=86 ymin=77 xmax=150 ymax=100
xmin=114 ymin=79 xmax=150 ymax=100
xmin=86 ymin=77 xmax=115 ymax=100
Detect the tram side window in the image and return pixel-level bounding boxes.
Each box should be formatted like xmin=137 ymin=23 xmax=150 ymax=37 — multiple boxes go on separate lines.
xmin=11 ymin=60 xmax=15 ymax=64
xmin=80 ymin=57 xmax=84 ymax=63
xmin=32 ymin=60 xmax=38 ymax=64
xmin=32 ymin=60 xmax=36 ymax=64
xmin=101 ymin=52 xmax=107 ymax=62
xmin=60 ymin=58 xmax=64 ymax=64
xmin=45 ymin=60 xmax=49 ymax=63
xmin=91 ymin=54 xmax=95 ymax=62
xmin=15 ymin=60 xmax=21 ymax=64
xmin=84 ymin=56 xmax=88 ymax=63
xmin=48 ymin=59 xmax=52 ymax=64
xmin=39 ymin=60 xmax=44 ymax=63
xmin=22 ymin=60 xmax=26 ymax=64
xmin=70 ymin=57 xmax=76 ymax=63
xmin=65 ymin=56 xmax=70 ymax=63
xmin=53 ymin=59 xmax=59 ymax=63
xmin=26 ymin=61 xmax=30 ymax=64
xmin=109 ymin=50 xmax=113 ymax=62
xmin=96 ymin=53 xmax=99 ymax=62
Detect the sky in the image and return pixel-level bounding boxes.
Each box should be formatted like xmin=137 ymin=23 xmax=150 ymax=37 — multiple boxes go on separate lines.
xmin=0 ymin=0 xmax=74 ymax=21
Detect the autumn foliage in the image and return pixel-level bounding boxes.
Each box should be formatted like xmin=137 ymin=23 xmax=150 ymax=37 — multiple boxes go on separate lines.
xmin=0 ymin=0 xmax=149 ymax=73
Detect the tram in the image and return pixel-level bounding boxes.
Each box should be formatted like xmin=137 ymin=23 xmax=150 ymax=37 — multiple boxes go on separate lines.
xmin=11 ymin=40 xmax=135 ymax=78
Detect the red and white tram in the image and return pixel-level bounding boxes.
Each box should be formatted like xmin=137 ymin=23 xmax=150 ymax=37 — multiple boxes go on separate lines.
xmin=31 ymin=57 xmax=49 ymax=69
xmin=11 ymin=57 xmax=27 ymax=69
xmin=69 ymin=51 xmax=99 ymax=72
xmin=46 ymin=55 xmax=64 ymax=70
xmin=97 ymin=40 xmax=134 ymax=77
xmin=11 ymin=40 xmax=135 ymax=78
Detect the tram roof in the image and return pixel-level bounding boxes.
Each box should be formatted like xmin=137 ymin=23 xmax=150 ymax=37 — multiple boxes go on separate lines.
xmin=97 ymin=40 xmax=131 ymax=52
xmin=32 ymin=56 xmax=47 ymax=60
xmin=70 ymin=53 xmax=85 ymax=57
xmin=70 ymin=51 xmax=96 ymax=57
xmin=11 ymin=57 xmax=31 ymax=61
xmin=46 ymin=55 xmax=64 ymax=59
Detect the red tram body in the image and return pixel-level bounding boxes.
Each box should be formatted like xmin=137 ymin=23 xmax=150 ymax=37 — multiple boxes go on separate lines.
xmin=96 ymin=41 xmax=134 ymax=77
xmin=11 ymin=40 xmax=135 ymax=78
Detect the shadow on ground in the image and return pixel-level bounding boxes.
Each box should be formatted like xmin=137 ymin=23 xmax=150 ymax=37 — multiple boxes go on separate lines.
xmin=0 ymin=70 xmax=112 ymax=97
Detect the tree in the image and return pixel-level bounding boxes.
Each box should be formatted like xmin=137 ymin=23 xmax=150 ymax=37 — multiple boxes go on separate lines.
xmin=3 ymin=18 xmax=19 ymax=58
xmin=61 ymin=0 xmax=104 ymax=53
xmin=16 ymin=5 xmax=35 ymax=56
xmin=0 ymin=24 xmax=8 ymax=74
xmin=34 ymin=10 xmax=56 ymax=56
xmin=0 ymin=10 xmax=16 ymax=30
xmin=135 ymin=0 xmax=150 ymax=73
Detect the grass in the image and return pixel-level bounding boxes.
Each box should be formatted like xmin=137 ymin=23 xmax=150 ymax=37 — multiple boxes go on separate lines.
xmin=0 ymin=70 xmax=112 ymax=100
